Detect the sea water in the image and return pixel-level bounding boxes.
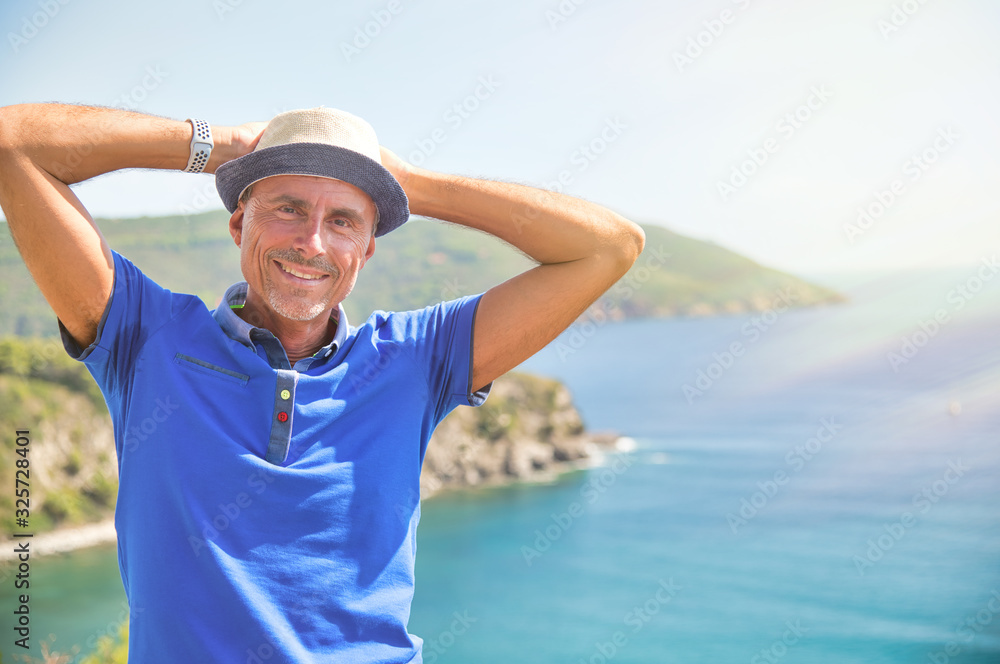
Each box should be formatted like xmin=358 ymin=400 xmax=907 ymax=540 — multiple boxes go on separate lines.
xmin=4 ymin=266 xmax=999 ymax=663
xmin=408 ymin=266 xmax=1000 ymax=664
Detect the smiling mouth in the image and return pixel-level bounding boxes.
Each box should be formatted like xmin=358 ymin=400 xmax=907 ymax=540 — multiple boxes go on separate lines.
xmin=275 ymin=260 xmax=330 ymax=282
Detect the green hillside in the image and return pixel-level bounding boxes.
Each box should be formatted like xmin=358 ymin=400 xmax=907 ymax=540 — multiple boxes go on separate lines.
xmin=0 ymin=211 xmax=841 ymax=336
xmin=0 ymin=338 xmax=114 ymax=536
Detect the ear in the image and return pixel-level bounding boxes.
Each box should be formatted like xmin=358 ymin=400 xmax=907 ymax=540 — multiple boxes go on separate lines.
xmin=229 ymin=205 xmax=245 ymax=247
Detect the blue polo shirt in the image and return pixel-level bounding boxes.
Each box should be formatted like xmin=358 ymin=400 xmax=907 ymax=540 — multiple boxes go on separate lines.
xmin=61 ymin=250 xmax=490 ymax=663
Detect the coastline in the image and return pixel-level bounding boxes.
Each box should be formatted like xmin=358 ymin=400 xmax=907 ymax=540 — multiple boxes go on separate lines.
xmin=0 ymin=436 xmax=631 ymax=561
xmin=1 ymin=519 xmax=117 ymax=561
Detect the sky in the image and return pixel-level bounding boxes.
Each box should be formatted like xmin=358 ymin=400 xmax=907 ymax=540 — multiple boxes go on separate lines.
xmin=1 ymin=0 xmax=998 ymax=278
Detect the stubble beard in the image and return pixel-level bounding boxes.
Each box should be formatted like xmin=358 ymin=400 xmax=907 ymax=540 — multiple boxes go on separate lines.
xmin=263 ymin=249 xmax=340 ymax=322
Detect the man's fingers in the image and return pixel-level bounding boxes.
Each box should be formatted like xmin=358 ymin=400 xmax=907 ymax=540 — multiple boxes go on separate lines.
xmin=241 ymin=121 xmax=269 ymax=151
xmin=379 ymin=146 xmax=415 ymax=190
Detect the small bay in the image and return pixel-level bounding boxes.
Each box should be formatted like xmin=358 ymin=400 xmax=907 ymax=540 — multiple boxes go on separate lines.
xmin=6 ymin=266 xmax=1000 ymax=663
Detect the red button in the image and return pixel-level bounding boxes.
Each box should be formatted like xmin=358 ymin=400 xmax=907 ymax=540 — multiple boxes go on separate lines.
xmin=277 ymin=411 xmax=288 ymax=423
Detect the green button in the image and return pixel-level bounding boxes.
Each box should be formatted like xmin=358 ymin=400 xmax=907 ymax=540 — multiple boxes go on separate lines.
xmin=280 ymin=389 xmax=291 ymax=400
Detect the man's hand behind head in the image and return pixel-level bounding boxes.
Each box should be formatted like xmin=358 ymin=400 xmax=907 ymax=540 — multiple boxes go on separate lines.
xmin=239 ymin=121 xmax=270 ymax=151
xmin=378 ymin=146 xmax=416 ymax=193
xmin=205 ymin=121 xmax=269 ymax=174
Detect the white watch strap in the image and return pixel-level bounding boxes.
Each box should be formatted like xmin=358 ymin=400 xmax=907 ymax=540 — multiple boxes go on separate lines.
xmin=184 ymin=118 xmax=214 ymax=173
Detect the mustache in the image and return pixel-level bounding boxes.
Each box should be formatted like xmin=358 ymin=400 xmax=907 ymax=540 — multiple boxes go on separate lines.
xmin=268 ymin=249 xmax=339 ymax=277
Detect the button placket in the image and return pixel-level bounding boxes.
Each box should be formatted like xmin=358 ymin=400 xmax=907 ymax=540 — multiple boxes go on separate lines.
xmin=265 ymin=370 xmax=298 ymax=465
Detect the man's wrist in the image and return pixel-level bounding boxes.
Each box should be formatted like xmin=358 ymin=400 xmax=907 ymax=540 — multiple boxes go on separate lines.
xmin=395 ymin=165 xmax=439 ymax=218
xmin=202 ymin=123 xmax=267 ymax=175
xmin=202 ymin=125 xmax=241 ymax=175
xmin=183 ymin=119 xmax=214 ymax=173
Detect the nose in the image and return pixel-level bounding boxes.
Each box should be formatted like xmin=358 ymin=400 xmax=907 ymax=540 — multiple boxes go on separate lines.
xmin=291 ymin=213 xmax=325 ymax=260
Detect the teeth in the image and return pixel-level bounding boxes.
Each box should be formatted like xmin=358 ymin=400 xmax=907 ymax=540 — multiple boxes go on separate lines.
xmin=280 ymin=263 xmax=324 ymax=280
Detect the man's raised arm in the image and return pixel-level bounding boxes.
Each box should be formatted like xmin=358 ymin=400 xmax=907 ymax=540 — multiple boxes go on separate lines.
xmin=379 ymin=148 xmax=645 ymax=393
xmin=0 ymin=103 xmax=262 ymax=348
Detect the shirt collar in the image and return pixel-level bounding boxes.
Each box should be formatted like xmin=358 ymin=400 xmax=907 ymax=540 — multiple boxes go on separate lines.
xmin=211 ymin=282 xmax=349 ymax=362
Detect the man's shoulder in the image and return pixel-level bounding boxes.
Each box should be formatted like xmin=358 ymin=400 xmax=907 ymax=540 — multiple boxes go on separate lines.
xmin=353 ymin=293 xmax=485 ymax=338
xmin=106 ymin=248 xmax=217 ymax=335
xmin=64 ymin=250 xmax=220 ymax=373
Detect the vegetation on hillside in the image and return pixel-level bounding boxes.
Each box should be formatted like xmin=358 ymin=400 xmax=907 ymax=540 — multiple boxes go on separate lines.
xmin=11 ymin=621 xmax=128 ymax=664
xmin=0 ymin=212 xmax=842 ymax=337
xmin=0 ymin=209 xmax=843 ymax=663
xmin=0 ymin=338 xmax=115 ymax=535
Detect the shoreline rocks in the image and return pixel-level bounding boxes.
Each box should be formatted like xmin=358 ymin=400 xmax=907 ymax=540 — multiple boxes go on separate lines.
xmin=1 ymin=372 xmax=617 ymax=560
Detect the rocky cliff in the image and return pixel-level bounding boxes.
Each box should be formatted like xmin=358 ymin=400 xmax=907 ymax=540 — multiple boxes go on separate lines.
xmin=0 ymin=352 xmax=609 ymax=554
xmin=421 ymin=372 xmax=613 ymax=497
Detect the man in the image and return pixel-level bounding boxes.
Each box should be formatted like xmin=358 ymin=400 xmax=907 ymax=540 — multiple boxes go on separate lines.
xmin=0 ymin=103 xmax=644 ymax=662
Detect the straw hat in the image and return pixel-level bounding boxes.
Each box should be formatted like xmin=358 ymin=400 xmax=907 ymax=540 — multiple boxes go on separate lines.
xmin=215 ymin=107 xmax=409 ymax=237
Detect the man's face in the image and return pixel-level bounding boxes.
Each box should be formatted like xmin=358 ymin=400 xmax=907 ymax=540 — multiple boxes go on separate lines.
xmin=229 ymin=174 xmax=377 ymax=322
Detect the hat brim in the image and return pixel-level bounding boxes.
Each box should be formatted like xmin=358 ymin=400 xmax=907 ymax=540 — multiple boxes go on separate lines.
xmin=215 ymin=143 xmax=409 ymax=238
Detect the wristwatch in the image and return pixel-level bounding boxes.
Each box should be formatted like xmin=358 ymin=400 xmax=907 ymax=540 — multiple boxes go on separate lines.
xmin=184 ymin=118 xmax=214 ymax=173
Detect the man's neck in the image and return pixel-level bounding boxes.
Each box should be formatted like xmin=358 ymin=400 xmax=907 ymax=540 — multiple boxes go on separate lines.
xmin=237 ymin=292 xmax=338 ymax=365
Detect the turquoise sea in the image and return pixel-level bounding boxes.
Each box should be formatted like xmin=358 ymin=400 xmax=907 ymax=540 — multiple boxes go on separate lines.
xmin=3 ymin=265 xmax=1000 ymax=663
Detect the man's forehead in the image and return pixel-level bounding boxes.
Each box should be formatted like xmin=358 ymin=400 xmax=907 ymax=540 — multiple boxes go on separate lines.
xmin=255 ymin=174 xmax=376 ymax=209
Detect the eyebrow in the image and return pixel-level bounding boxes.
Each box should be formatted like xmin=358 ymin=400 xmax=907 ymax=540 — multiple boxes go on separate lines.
xmin=266 ymin=193 xmax=368 ymax=226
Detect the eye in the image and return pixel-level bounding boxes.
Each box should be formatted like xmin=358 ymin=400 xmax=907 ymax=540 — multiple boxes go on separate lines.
xmin=331 ymin=218 xmax=350 ymax=227
xmin=279 ymin=206 xmax=297 ymax=214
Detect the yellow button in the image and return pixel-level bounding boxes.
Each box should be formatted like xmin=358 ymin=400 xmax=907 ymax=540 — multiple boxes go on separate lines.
xmin=280 ymin=389 xmax=291 ymax=400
